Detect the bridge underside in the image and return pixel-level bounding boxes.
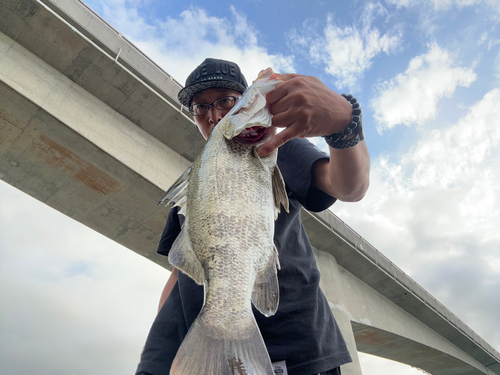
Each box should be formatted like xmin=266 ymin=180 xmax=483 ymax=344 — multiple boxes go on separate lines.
xmin=353 ymin=322 xmax=488 ymax=375
xmin=0 ymin=60 xmax=172 ymax=270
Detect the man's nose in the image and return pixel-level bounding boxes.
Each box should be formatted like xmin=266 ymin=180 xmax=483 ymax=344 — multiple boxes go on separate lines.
xmin=208 ymin=106 xmax=224 ymax=124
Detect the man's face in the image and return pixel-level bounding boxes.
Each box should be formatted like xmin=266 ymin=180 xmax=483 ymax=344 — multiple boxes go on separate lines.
xmin=191 ymin=88 xmax=242 ymax=140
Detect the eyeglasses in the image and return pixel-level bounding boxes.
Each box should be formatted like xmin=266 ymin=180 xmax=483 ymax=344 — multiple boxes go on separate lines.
xmin=188 ymin=96 xmax=240 ymax=116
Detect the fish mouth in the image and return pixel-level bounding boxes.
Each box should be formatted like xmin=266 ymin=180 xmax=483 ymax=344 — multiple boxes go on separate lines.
xmin=235 ymin=126 xmax=273 ymax=145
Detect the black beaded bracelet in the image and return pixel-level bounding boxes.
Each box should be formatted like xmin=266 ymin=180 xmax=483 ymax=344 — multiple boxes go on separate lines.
xmin=323 ymin=94 xmax=364 ymax=149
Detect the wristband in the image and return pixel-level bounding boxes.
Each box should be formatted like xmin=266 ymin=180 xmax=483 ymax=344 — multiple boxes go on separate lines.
xmin=323 ymin=94 xmax=364 ymax=149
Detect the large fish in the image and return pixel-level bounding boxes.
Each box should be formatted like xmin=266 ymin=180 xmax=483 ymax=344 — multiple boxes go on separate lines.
xmin=159 ymin=68 xmax=290 ymax=375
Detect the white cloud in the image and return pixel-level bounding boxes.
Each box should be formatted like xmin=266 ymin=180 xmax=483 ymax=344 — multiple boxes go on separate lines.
xmin=407 ymin=88 xmax=500 ymax=192
xmin=386 ymin=0 xmax=499 ymax=12
xmin=365 ymin=89 xmax=500 ymax=241
xmin=332 ymin=88 xmax=500 ymax=350
xmin=489 ymin=38 xmax=500 ymax=51
xmin=486 ymin=0 xmax=500 ymax=13
xmin=385 ymin=0 xmax=412 ymax=6
xmin=478 ymin=32 xmax=488 ymax=45
xmin=288 ymin=7 xmax=402 ymax=89
xmin=428 ymin=0 xmax=480 ymax=9
xmin=496 ymin=50 xmax=500 ymax=80
xmin=372 ymin=44 xmax=476 ymax=131
xmin=97 ymin=2 xmax=294 ymax=83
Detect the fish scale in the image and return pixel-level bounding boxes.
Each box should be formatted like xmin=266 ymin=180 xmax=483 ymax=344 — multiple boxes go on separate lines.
xmin=190 ymin=136 xmax=272 ymax=331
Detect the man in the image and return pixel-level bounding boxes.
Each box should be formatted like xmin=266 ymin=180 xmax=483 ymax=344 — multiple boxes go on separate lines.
xmin=136 ymin=58 xmax=370 ymax=375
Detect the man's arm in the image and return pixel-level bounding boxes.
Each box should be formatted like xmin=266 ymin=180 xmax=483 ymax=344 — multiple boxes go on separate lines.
xmin=312 ymin=143 xmax=370 ymax=202
xmin=158 ymin=268 xmax=178 ymax=313
xmin=258 ymin=74 xmax=370 ymax=201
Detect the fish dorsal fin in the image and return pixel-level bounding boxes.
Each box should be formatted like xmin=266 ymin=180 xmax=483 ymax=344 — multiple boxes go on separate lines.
xmin=272 ymin=165 xmax=289 ymax=217
xmin=157 ymin=166 xmax=192 ymax=212
xmin=168 ymin=218 xmax=205 ymax=286
xmin=251 ymin=245 xmax=280 ymax=317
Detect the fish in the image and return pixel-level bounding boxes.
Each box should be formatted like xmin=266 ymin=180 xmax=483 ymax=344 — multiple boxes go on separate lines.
xmin=159 ymin=68 xmax=290 ymax=375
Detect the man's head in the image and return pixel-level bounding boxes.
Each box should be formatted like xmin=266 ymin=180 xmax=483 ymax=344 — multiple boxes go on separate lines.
xmin=178 ymin=58 xmax=248 ymax=139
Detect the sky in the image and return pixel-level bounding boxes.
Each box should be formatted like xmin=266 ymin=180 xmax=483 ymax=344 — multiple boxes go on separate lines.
xmin=1 ymin=0 xmax=500 ymax=374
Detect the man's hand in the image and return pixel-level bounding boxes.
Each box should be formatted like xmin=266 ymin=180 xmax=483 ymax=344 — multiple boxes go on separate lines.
xmin=258 ymin=74 xmax=353 ymax=157
xmin=257 ymin=73 xmax=370 ymax=202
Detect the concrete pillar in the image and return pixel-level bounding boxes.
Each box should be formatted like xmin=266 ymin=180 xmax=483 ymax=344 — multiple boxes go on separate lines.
xmin=313 ymin=247 xmax=363 ymax=375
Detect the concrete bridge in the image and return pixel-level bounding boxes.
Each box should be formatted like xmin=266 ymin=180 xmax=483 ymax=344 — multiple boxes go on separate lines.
xmin=1 ymin=0 xmax=499 ymax=373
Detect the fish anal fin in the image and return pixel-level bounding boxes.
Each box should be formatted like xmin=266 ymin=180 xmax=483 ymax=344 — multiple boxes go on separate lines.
xmin=272 ymin=165 xmax=289 ymax=214
xmin=168 ymin=219 xmax=205 ymax=286
xmin=252 ymin=247 xmax=280 ymax=317
xmin=171 ymin=310 xmax=274 ymax=375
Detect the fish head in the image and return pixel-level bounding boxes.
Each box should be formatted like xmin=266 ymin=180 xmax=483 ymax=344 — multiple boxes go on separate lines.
xmin=220 ymin=68 xmax=289 ymax=147
xmin=217 ymin=84 xmax=270 ymax=146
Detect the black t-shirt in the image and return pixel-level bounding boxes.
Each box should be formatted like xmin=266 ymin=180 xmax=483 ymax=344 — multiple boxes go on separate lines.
xmin=136 ymin=138 xmax=352 ymax=375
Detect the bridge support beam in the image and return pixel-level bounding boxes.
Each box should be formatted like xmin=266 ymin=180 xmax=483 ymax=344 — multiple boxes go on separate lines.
xmin=313 ymin=247 xmax=495 ymax=375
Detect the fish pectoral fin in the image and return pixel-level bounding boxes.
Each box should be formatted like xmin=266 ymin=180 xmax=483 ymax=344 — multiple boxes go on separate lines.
xmin=272 ymin=165 xmax=289 ymax=215
xmin=171 ymin=310 xmax=274 ymax=375
xmin=252 ymin=247 xmax=280 ymax=317
xmin=157 ymin=165 xmax=191 ymax=210
xmin=168 ymin=219 xmax=205 ymax=286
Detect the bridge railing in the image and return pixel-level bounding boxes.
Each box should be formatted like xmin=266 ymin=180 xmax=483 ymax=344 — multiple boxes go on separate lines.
xmin=74 ymin=0 xmax=184 ymax=88
xmin=39 ymin=0 xmax=193 ymax=121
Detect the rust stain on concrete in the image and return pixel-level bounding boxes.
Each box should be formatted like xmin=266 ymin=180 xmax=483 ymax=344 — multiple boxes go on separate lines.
xmin=355 ymin=329 xmax=398 ymax=348
xmin=33 ymin=134 xmax=121 ymax=195
xmin=74 ymin=163 xmax=120 ymax=195
xmin=0 ymin=112 xmax=15 ymax=127
xmin=0 ymin=113 xmax=21 ymax=147
xmin=34 ymin=134 xmax=85 ymax=173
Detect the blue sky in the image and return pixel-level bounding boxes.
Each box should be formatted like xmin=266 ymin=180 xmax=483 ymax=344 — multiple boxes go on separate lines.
xmin=1 ymin=0 xmax=500 ymax=374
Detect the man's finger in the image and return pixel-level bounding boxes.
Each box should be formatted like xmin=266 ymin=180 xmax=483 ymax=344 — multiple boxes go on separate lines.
xmin=258 ymin=126 xmax=297 ymax=157
xmin=266 ymin=73 xmax=308 ymax=105
xmin=266 ymin=81 xmax=288 ymax=105
xmin=269 ymin=108 xmax=294 ymax=128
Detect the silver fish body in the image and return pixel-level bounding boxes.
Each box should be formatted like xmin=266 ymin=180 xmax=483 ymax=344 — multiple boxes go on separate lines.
xmin=160 ymin=70 xmax=289 ymax=375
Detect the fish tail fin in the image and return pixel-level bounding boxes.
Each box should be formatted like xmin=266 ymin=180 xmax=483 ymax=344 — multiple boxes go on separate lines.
xmin=170 ymin=311 xmax=274 ymax=375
